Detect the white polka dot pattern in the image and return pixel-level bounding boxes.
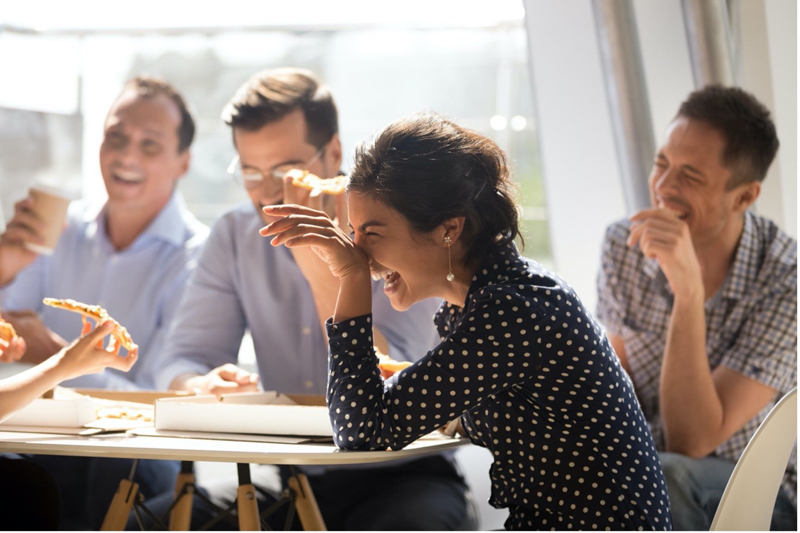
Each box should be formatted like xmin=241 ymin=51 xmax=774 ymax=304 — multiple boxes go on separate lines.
xmin=326 ymin=244 xmax=672 ymax=530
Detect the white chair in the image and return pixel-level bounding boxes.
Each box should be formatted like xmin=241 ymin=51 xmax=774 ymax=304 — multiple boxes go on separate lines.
xmin=710 ymin=387 xmax=797 ymax=531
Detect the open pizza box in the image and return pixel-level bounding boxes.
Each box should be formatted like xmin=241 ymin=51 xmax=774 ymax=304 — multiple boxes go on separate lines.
xmin=0 ymin=387 xmax=191 ymax=435
xmin=149 ymin=391 xmax=333 ymax=443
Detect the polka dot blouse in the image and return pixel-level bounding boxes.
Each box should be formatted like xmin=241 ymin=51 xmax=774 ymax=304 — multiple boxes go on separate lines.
xmin=326 ymin=244 xmax=672 ymax=530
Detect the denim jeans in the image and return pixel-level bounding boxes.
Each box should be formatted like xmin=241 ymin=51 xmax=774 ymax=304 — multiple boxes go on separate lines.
xmin=660 ymin=451 xmax=797 ymax=531
xmin=129 ymin=455 xmax=478 ymax=530
xmin=24 ymin=454 xmax=180 ymax=530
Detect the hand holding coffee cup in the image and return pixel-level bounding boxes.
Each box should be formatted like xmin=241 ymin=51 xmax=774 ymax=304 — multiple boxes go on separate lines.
xmin=0 ymin=185 xmax=74 ymax=286
xmin=23 ymin=185 xmax=73 ymax=255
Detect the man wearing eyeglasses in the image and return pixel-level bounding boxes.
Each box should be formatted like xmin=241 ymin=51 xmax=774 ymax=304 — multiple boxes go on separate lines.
xmin=148 ymin=68 xmax=477 ymax=530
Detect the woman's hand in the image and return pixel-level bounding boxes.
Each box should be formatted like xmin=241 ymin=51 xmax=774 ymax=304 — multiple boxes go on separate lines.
xmin=54 ymin=320 xmax=138 ymax=382
xmin=260 ymin=204 xmax=370 ymax=280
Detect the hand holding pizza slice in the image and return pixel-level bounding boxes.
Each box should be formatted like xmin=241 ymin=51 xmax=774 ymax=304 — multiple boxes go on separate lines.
xmin=42 ymin=298 xmax=137 ymax=354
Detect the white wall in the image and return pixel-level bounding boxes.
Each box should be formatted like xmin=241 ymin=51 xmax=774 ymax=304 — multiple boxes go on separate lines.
xmin=523 ymin=0 xmax=627 ymax=313
xmin=524 ymin=0 xmax=797 ymax=314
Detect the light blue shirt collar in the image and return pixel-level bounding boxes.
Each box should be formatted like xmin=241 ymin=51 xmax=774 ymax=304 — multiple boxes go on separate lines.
xmin=92 ymin=191 xmax=188 ymax=252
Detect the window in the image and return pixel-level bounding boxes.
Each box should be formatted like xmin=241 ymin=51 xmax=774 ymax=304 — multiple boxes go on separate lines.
xmin=0 ymin=1 xmax=551 ymax=264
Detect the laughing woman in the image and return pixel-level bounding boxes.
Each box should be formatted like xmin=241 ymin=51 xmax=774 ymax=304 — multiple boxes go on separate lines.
xmin=261 ymin=113 xmax=672 ymax=531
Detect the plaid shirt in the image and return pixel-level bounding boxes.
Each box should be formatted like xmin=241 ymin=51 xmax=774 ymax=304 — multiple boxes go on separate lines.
xmin=597 ymin=211 xmax=797 ymax=506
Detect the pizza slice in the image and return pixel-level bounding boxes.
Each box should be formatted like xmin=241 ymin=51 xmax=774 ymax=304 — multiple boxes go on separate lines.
xmin=42 ymin=298 xmax=136 ymax=351
xmin=288 ymin=169 xmax=348 ymax=195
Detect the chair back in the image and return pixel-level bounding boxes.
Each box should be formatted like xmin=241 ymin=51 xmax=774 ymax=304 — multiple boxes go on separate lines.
xmin=710 ymin=387 xmax=797 ymax=531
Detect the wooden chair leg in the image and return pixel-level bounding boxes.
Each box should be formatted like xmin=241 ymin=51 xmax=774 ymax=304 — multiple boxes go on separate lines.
xmin=101 ymin=479 xmax=139 ymax=531
xmin=236 ymin=463 xmax=260 ymax=531
xmin=237 ymin=483 xmax=260 ymax=531
xmin=169 ymin=461 xmax=195 ymax=531
xmin=288 ymin=473 xmax=327 ymax=531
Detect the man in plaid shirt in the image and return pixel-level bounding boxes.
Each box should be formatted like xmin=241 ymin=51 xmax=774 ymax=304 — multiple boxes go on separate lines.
xmin=597 ymin=85 xmax=796 ymax=530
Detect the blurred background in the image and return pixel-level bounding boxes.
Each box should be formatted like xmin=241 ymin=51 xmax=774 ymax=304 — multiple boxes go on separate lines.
xmin=0 ymin=0 xmax=795 ymax=528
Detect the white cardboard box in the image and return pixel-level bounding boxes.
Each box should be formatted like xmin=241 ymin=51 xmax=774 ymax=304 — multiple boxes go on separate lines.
xmin=0 ymin=388 xmax=189 ymax=432
xmin=2 ymin=396 xmax=95 ymax=427
xmin=154 ymin=391 xmax=332 ymax=437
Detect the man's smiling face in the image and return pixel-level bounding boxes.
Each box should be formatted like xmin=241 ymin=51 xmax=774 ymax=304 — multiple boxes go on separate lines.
xmin=649 ymin=116 xmax=741 ymax=246
xmin=233 ymin=109 xmax=337 ymax=225
xmin=99 ymin=91 xmax=188 ymax=215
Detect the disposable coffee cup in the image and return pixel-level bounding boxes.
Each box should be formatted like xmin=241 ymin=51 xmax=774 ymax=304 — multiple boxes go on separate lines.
xmin=23 ymin=185 xmax=75 ymax=255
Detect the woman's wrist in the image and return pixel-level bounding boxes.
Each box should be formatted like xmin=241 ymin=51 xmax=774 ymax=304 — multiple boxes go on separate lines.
xmin=37 ymin=350 xmax=70 ymax=386
xmin=333 ymin=270 xmax=373 ymax=323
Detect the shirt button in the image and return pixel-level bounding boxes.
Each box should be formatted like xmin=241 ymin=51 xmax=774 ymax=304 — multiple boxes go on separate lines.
xmin=302 ymin=326 xmax=312 ymax=336
xmin=304 ymin=380 xmax=314 ymax=389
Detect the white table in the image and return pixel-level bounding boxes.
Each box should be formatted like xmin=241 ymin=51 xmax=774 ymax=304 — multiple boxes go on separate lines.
xmin=0 ymin=429 xmax=467 ymax=530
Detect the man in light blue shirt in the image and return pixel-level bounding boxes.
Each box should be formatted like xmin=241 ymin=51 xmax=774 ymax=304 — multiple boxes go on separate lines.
xmin=147 ymin=68 xmax=477 ymax=530
xmin=0 ymin=76 xmax=208 ymax=529
xmin=0 ymin=193 xmax=206 ymax=390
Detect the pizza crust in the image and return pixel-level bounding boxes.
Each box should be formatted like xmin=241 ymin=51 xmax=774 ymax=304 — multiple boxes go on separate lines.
xmin=288 ymin=169 xmax=347 ymax=195
xmin=42 ymin=298 xmax=136 ymax=350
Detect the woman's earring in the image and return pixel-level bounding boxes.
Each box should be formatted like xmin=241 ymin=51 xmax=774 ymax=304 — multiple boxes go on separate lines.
xmin=444 ymin=236 xmax=455 ymax=282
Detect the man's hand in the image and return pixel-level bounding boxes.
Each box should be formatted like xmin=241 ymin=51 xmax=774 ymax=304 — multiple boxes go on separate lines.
xmin=181 ymin=364 xmax=260 ymax=396
xmin=278 ymin=174 xmax=350 ymax=326
xmin=628 ymin=208 xmax=703 ymax=302
xmin=0 ymin=335 xmax=26 ymax=363
xmin=0 ymin=196 xmax=45 ymax=286
xmin=4 ymin=310 xmax=66 ymax=364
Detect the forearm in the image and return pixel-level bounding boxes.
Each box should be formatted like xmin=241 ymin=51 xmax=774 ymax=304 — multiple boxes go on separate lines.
xmin=332 ymin=272 xmax=373 ymax=323
xmin=0 ymin=356 xmax=66 ymax=421
xmin=659 ymin=294 xmax=722 ymax=456
xmin=291 ymin=249 xmax=340 ymax=328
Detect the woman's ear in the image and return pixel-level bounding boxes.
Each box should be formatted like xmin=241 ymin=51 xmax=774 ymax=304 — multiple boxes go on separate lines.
xmin=440 ymin=217 xmax=466 ymax=245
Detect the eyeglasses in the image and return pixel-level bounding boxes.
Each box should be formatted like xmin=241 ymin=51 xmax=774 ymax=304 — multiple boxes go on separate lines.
xmin=227 ymin=146 xmax=326 ymax=190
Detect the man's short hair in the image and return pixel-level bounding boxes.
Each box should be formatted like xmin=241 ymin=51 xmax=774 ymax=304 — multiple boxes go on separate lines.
xmin=118 ymin=76 xmax=195 ymax=153
xmin=677 ymin=85 xmax=779 ymax=188
xmin=221 ymin=67 xmax=338 ymax=149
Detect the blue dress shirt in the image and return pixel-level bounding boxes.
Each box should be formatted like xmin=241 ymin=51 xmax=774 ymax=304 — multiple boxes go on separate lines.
xmin=0 ymin=192 xmax=209 ymax=390
xmin=155 ymin=202 xmax=441 ymax=395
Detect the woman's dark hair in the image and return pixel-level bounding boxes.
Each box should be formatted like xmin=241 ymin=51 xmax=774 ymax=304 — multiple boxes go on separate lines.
xmin=348 ymin=112 xmax=521 ymax=267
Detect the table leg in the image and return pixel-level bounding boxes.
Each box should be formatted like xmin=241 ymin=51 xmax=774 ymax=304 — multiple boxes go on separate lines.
xmin=169 ymin=461 xmax=195 ymax=531
xmin=101 ymin=479 xmax=139 ymax=531
xmin=237 ymin=463 xmax=261 ymax=531
xmin=288 ymin=473 xmax=327 ymax=531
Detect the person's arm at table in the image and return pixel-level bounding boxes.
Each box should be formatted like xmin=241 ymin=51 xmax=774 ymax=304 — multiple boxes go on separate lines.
xmin=2 ymin=311 xmax=67 ymax=365
xmin=0 ymin=207 xmax=62 ymax=365
xmin=0 ymin=320 xmax=137 ymax=422
xmin=156 ymin=216 xmax=258 ymax=394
